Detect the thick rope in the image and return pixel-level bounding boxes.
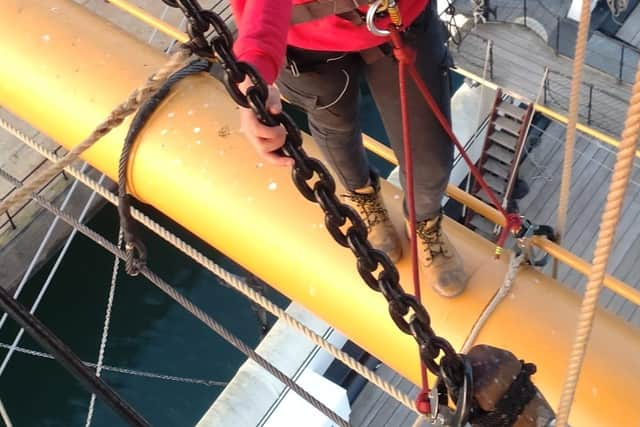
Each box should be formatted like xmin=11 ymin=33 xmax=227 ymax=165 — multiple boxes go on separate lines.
xmin=460 ymin=253 xmax=524 ymax=354
xmin=0 ymin=118 xmax=418 ymax=413
xmin=0 ymin=398 xmax=12 ymax=427
xmin=0 ymin=342 xmax=227 ymax=387
xmin=554 ymin=0 xmax=592 ymax=276
xmin=0 ymin=168 xmax=349 ymax=427
xmin=0 ymin=46 xmax=190 ymax=217
xmin=555 ymin=62 xmax=640 ymax=426
xmin=85 ymin=231 xmax=122 ymax=427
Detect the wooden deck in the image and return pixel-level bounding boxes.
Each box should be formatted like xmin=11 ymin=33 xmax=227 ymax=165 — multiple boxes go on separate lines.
xmin=350 ymin=364 xmax=426 ymax=427
xmin=450 ymin=22 xmax=632 ymax=135
xmin=517 ymin=120 xmax=640 ymax=325
xmin=616 ymin=3 xmax=640 ymax=48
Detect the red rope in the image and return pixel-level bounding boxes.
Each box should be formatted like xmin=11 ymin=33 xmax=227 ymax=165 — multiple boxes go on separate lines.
xmin=390 ymin=31 xmax=522 ymax=257
xmin=394 ymin=31 xmax=431 ymax=416
xmin=390 ymin=27 xmax=523 ymax=413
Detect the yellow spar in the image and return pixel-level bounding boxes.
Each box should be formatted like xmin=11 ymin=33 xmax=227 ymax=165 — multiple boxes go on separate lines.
xmin=0 ymin=1 xmax=639 ymax=425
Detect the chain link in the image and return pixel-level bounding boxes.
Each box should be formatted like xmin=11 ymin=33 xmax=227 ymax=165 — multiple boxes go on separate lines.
xmin=167 ymin=0 xmax=463 ymax=381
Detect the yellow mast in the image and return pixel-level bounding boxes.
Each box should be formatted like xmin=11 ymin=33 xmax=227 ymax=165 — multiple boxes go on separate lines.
xmin=0 ymin=1 xmax=638 ymax=425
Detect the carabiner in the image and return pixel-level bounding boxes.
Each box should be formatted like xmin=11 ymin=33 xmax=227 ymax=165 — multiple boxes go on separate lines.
xmin=366 ymin=0 xmax=391 ymax=36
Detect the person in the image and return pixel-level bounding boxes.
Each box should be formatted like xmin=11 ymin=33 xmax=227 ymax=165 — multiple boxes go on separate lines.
xmin=230 ymin=0 xmax=469 ymax=297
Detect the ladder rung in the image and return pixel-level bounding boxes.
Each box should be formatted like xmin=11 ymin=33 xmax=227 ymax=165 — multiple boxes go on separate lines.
xmin=496 ymin=102 xmax=526 ymax=121
xmin=473 ymin=189 xmax=500 ymax=207
xmin=483 ymin=158 xmax=511 ymax=178
xmin=482 ymin=172 xmax=507 ymax=194
xmin=487 ymin=144 xmax=515 ymax=167
xmin=470 ymin=214 xmax=496 ymax=236
xmin=489 ymin=130 xmax=518 ymax=151
xmin=494 ymin=116 xmax=522 ymax=136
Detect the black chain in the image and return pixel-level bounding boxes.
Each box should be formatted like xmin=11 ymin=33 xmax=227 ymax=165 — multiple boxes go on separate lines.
xmin=167 ymin=0 xmax=465 ymax=384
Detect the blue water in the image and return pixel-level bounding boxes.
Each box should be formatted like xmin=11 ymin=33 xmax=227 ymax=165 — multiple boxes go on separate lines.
xmin=0 ymin=204 xmax=287 ymax=426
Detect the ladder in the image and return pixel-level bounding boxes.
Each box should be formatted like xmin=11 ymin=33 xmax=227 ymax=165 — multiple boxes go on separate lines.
xmin=465 ymin=89 xmax=534 ymax=240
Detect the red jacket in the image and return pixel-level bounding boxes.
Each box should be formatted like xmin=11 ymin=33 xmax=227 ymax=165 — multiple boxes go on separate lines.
xmin=231 ymin=0 xmax=430 ymax=83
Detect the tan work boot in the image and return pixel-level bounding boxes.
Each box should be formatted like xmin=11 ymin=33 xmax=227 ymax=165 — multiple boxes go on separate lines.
xmin=414 ymin=214 xmax=469 ymax=297
xmin=343 ymin=178 xmax=402 ymax=263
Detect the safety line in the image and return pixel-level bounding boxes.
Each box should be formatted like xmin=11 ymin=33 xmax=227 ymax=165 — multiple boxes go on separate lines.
xmin=0 ymin=398 xmax=12 ymax=427
xmin=0 ymin=117 xmax=418 ymax=413
xmin=0 ymin=162 xmax=89 ymax=332
xmin=0 ymin=167 xmax=350 ymax=427
xmin=554 ymin=0 xmax=593 ymax=279
xmin=85 ymin=230 xmax=122 ymax=427
xmin=0 ymin=174 xmax=107 ymax=378
xmin=0 ymin=342 xmax=227 ymax=387
xmin=460 ymin=253 xmax=524 ymax=353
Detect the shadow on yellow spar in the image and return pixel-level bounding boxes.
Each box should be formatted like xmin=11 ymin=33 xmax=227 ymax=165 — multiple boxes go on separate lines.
xmin=0 ymin=0 xmax=638 ymax=426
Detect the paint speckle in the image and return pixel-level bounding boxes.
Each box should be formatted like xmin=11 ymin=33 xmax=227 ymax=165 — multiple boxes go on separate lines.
xmin=187 ymin=109 xmax=194 ymax=116
xmin=193 ymin=127 xmax=201 ymax=134
xmin=393 ymin=194 xmax=401 ymax=200
xmin=218 ymin=125 xmax=231 ymax=137
xmin=160 ymin=129 xmax=168 ymax=136
xmin=195 ymin=139 xmax=201 ymax=145
xmin=167 ymin=112 xmax=175 ymax=118
xmin=267 ymin=181 xmax=278 ymax=191
xmin=256 ymin=162 xmax=264 ymax=168
xmin=218 ymin=149 xmax=225 ymax=156
xmin=42 ymin=34 xmax=51 ymax=42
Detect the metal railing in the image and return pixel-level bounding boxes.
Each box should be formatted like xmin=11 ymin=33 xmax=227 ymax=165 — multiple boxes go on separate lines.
xmin=459 ymin=0 xmax=640 ymax=85
xmin=456 ymin=28 xmax=632 ymax=139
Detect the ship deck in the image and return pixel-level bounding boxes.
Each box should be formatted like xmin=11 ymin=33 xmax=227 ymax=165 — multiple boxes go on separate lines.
xmin=4 ymin=1 xmax=639 ymax=426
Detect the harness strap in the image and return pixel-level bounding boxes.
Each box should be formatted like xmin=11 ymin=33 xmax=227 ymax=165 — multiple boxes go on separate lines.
xmin=291 ymin=0 xmax=369 ymax=24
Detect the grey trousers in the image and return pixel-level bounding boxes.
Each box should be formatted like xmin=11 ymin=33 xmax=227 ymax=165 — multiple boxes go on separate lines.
xmin=277 ymin=4 xmax=453 ymax=221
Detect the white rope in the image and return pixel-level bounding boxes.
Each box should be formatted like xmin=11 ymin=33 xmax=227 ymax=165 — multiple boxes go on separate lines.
xmin=85 ymin=230 xmax=122 ymax=427
xmin=0 ymin=162 xmax=89 ymax=332
xmin=0 ymin=341 xmax=227 ymax=387
xmin=0 ymin=115 xmax=418 ymax=413
xmin=461 ymin=252 xmax=525 ymax=353
xmin=0 ymin=174 xmax=106 ymax=377
xmin=0 ymin=398 xmax=12 ymax=427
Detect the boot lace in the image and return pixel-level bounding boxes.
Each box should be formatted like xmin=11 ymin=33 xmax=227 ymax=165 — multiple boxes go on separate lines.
xmin=343 ymin=192 xmax=388 ymax=231
xmin=417 ymin=216 xmax=449 ymax=261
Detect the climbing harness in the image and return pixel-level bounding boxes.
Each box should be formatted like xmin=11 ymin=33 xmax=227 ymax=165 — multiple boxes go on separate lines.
xmin=364 ymin=1 xmax=531 ymax=421
xmin=365 ymin=11 xmax=523 ymax=260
